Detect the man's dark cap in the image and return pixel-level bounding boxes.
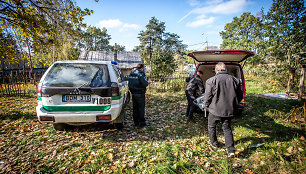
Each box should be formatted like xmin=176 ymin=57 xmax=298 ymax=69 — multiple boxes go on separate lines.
xmin=136 ymin=63 xmax=144 ymax=69
xmin=197 ymin=70 xmax=203 ymax=75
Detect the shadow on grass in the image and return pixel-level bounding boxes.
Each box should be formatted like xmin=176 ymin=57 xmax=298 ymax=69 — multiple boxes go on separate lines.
xmin=234 ymin=94 xmax=305 ymax=157
xmin=57 ymin=92 xmax=208 ymax=142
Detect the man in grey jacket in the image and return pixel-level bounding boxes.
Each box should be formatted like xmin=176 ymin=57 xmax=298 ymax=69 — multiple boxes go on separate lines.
xmin=204 ymin=62 xmax=243 ymax=157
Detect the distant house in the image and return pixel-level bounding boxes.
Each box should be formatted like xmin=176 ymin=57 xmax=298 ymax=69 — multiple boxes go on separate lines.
xmin=79 ymin=51 xmax=142 ymax=75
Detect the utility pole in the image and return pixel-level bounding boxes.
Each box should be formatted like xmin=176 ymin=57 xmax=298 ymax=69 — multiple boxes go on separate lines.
xmin=114 ymin=43 xmax=118 ymax=62
xmin=202 ymin=33 xmax=208 ymax=50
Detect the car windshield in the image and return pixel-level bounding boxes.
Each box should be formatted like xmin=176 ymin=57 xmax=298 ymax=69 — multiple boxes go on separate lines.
xmin=43 ymin=63 xmax=111 ymax=87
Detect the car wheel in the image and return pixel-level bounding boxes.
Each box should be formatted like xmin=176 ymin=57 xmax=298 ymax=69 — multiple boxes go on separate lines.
xmin=114 ymin=109 xmax=126 ymax=130
xmin=53 ymin=123 xmax=67 ymax=131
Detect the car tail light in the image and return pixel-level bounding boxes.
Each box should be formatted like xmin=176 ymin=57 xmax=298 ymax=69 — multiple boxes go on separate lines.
xmin=241 ymin=73 xmax=246 ymax=101
xmin=40 ymin=116 xmax=54 ymax=122
xmin=240 ymin=99 xmax=245 ymax=107
xmin=111 ymin=82 xmax=119 ymax=97
xmin=96 ymin=115 xmax=111 ymax=121
xmin=242 ymin=80 xmax=246 ymax=100
xmin=37 ymin=85 xmax=42 ymax=97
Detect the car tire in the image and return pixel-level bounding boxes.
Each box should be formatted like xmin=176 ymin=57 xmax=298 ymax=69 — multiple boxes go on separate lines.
xmin=114 ymin=109 xmax=126 ymax=130
xmin=53 ymin=123 xmax=67 ymax=131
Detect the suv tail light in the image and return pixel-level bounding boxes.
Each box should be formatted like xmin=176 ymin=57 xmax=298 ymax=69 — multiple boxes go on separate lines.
xmin=241 ymin=75 xmax=246 ymax=107
xmin=96 ymin=115 xmax=111 ymax=121
xmin=37 ymin=85 xmax=42 ymax=97
xmin=111 ymin=82 xmax=119 ymax=97
xmin=40 ymin=116 xmax=54 ymax=122
xmin=242 ymin=77 xmax=246 ymax=101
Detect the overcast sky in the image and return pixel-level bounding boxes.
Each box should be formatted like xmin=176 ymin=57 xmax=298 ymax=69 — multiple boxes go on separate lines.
xmin=76 ymin=0 xmax=272 ymax=51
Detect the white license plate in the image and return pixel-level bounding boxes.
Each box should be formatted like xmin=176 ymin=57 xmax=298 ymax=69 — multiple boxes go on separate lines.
xmin=62 ymin=95 xmax=91 ymax=102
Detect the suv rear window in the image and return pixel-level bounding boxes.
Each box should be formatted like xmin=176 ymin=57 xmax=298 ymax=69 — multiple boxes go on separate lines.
xmin=43 ymin=63 xmax=111 ymax=87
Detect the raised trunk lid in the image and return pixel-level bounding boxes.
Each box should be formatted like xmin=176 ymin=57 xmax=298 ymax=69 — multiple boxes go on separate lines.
xmin=188 ymin=50 xmax=254 ymax=63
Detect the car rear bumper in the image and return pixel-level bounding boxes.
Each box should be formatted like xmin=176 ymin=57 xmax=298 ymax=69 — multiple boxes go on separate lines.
xmin=36 ymin=104 xmax=122 ymax=124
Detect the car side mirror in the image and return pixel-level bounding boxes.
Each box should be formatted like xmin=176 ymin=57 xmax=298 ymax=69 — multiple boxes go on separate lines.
xmin=124 ymin=75 xmax=129 ymax=81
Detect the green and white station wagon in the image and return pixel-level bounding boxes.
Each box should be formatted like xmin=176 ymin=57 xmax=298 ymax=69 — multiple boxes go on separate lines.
xmin=36 ymin=60 xmax=129 ymax=130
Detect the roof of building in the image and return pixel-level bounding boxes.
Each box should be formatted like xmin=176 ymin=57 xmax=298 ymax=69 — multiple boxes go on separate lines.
xmin=79 ymin=51 xmax=142 ymax=69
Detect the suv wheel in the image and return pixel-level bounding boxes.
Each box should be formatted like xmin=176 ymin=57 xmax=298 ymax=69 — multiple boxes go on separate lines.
xmin=114 ymin=109 xmax=126 ymax=130
xmin=53 ymin=123 xmax=67 ymax=131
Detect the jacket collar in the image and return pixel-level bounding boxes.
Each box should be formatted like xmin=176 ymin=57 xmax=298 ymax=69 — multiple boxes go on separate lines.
xmin=216 ymin=71 xmax=228 ymax=75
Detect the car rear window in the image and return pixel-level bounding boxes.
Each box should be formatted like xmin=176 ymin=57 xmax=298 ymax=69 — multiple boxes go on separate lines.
xmin=43 ymin=63 xmax=111 ymax=87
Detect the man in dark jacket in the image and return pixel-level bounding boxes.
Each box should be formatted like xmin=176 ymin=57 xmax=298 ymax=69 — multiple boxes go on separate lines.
xmin=185 ymin=70 xmax=205 ymax=121
xmin=127 ymin=63 xmax=149 ymax=127
xmin=204 ymin=62 xmax=243 ymax=157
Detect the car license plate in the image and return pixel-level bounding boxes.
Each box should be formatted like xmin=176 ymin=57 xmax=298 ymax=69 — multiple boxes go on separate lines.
xmin=92 ymin=97 xmax=111 ymax=105
xmin=62 ymin=95 xmax=91 ymax=102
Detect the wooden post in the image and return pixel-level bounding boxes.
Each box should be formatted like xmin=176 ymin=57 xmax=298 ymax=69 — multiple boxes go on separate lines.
xmin=298 ymin=65 xmax=305 ymax=99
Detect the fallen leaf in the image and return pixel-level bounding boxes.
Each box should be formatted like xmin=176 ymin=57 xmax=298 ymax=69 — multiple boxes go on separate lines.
xmin=244 ymin=169 xmax=254 ymax=174
xmin=108 ymin=153 xmax=113 ymax=161
xmin=254 ymin=157 xmax=261 ymax=161
xmin=287 ymin=146 xmax=294 ymax=153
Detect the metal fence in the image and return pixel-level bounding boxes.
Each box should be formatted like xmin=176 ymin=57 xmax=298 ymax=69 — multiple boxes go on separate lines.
xmin=0 ymin=71 xmax=45 ymax=97
xmin=0 ymin=70 xmax=188 ymax=97
xmin=146 ymin=75 xmax=188 ymax=93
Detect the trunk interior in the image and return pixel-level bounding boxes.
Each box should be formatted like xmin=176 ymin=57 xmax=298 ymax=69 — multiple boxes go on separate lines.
xmin=197 ymin=63 xmax=242 ymax=86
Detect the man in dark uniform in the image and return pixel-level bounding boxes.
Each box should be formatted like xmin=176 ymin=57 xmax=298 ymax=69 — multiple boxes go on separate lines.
xmin=185 ymin=70 xmax=205 ymax=122
xmin=127 ymin=63 xmax=149 ymax=127
xmin=204 ymin=62 xmax=243 ymax=158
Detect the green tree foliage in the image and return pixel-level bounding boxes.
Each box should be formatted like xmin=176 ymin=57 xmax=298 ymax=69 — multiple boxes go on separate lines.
xmin=137 ymin=17 xmax=186 ymax=75
xmin=0 ymin=0 xmax=92 ymax=68
xmin=81 ymin=26 xmax=111 ymax=51
xmin=265 ymin=0 xmax=305 ymax=93
xmin=220 ymin=0 xmax=305 ymax=93
xmin=150 ymin=50 xmax=177 ymax=76
xmin=110 ymin=44 xmax=125 ymax=52
xmin=137 ymin=17 xmax=165 ymax=65
xmin=0 ymin=32 xmax=19 ymax=66
xmin=220 ymin=12 xmax=267 ymax=65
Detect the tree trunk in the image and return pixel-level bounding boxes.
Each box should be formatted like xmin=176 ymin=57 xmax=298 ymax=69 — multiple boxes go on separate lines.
xmin=286 ymin=51 xmax=293 ymax=94
xmin=286 ymin=68 xmax=295 ymax=94
xmin=298 ymin=65 xmax=305 ymax=99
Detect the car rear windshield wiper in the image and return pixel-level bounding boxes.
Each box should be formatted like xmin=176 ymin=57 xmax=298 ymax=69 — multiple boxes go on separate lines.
xmin=77 ymin=81 xmax=91 ymax=89
xmin=77 ymin=69 xmax=101 ymax=89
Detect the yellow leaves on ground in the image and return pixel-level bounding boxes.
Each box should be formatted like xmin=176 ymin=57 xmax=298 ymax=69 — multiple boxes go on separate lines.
xmin=244 ymin=169 xmax=254 ymax=174
xmin=107 ymin=153 xmax=113 ymax=161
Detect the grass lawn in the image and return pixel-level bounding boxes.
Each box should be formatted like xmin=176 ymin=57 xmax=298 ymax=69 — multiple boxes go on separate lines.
xmin=0 ymin=76 xmax=305 ymax=173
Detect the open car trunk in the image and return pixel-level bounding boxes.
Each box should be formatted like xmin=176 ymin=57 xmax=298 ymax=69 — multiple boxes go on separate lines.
xmin=188 ymin=50 xmax=255 ymax=115
xmin=188 ymin=50 xmax=254 ymax=87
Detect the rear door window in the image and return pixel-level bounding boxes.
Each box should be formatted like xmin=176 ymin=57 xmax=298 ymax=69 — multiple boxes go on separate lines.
xmin=43 ymin=63 xmax=111 ymax=87
xmin=113 ymin=65 xmax=124 ymax=83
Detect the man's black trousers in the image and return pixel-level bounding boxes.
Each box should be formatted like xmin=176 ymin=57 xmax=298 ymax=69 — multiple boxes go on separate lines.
xmin=208 ymin=113 xmax=235 ymax=153
xmin=185 ymin=90 xmax=195 ymax=120
xmin=132 ymin=93 xmax=146 ymax=126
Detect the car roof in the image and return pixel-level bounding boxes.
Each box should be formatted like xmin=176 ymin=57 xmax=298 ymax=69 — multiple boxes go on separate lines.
xmin=54 ymin=60 xmax=114 ymax=65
